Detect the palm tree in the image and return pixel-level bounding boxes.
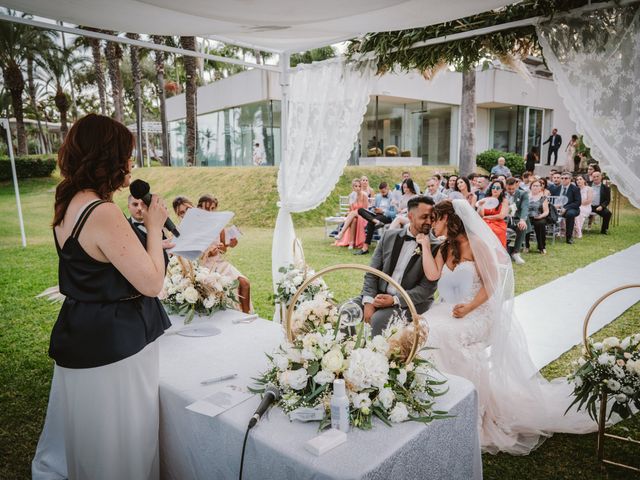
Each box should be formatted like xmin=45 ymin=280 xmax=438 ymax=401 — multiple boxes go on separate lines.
xmin=151 ymin=35 xmax=170 ymax=166
xmin=38 ymin=47 xmax=83 ymax=138
xmin=75 ymin=28 xmax=107 ymax=115
xmin=104 ymin=35 xmax=125 ymax=122
xmin=126 ymin=32 xmax=144 ymax=166
xmin=0 ymin=11 xmax=39 ymax=154
xmin=26 ymin=28 xmax=55 ymax=154
xmin=459 ymin=69 xmax=476 ymax=176
xmin=180 ymin=36 xmax=198 ymax=166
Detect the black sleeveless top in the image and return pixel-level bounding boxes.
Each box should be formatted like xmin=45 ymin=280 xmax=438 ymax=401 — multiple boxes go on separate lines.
xmin=49 ymin=200 xmax=171 ymax=369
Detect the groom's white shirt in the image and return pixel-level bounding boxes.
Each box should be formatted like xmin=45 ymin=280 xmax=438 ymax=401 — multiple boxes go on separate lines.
xmin=386 ymin=227 xmax=416 ymax=296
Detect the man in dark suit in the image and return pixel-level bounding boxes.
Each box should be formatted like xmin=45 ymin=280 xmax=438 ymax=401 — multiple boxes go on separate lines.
xmin=127 ymin=195 xmax=173 ymax=267
xmin=558 ymin=173 xmax=581 ymax=244
xmin=358 ymin=196 xmax=439 ymax=335
xmin=505 ymin=178 xmax=530 ymax=264
xmin=548 ymin=172 xmax=562 ymax=196
xmin=589 ymin=171 xmax=612 ymax=234
xmin=543 ymin=128 xmax=563 ymax=166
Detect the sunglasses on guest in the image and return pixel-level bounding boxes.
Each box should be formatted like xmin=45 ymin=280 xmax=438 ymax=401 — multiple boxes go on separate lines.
xmin=491 ymin=185 xmax=502 ymax=190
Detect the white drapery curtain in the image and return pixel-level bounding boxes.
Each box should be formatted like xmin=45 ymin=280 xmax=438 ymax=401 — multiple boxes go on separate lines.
xmin=537 ymin=4 xmax=640 ymax=208
xmin=271 ymin=59 xmax=376 ymax=296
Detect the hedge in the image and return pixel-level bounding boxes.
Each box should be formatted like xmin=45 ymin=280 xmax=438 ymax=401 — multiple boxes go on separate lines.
xmin=476 ymin=149 xmax=525 ymax=176
xmin=0 ymin=155 xmax=57 ymax=181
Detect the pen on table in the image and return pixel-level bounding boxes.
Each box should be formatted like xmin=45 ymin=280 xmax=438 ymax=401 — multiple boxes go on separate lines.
xmin=200 ymin=373 xmax=238 ymax=385
xmin=232 ymin=314 xmax=258 ymax=324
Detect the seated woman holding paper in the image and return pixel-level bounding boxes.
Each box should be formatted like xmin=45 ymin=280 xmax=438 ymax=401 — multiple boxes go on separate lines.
xmin=193 ymin=194 xmax=252 ymax=313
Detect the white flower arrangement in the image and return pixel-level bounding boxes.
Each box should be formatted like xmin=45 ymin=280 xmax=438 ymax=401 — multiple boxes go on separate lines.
xmin=251 ymin=299 xmax=449 ymax=430
xmin=160 ymin=256 xmax=239 ymax=323
xmin=567 ymin=333 xmax=640 ymax=420
xmin=271 ymin=263 xmax=331 ymax=309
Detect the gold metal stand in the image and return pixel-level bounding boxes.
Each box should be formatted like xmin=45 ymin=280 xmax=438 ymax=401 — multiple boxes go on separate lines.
xmin=285 ymin=263 xmax=423 ymax=365
xmin=582 ymin=284 xmax=640 ymax=472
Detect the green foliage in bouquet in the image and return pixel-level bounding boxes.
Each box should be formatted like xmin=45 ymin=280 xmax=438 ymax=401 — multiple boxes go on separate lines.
xmin=161 ymin=256 xmax=239 ymax=324
xmin=567 ymin=334 xmax=640 ymax=421
xmin=251 ymin=295 xmax=451 ymax=430
xmin=269 ymin=264 xmax=331 ymax=308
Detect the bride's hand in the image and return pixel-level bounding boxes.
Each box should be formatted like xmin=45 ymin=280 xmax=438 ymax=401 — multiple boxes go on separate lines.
xmin=452 ymin=303 xmax=471 ymax=318
xmin=415 ymin=233 xmax=430 ymax=247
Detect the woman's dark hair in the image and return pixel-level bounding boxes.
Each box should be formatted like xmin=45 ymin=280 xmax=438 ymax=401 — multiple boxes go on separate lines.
xmin=488 ymin=180 xmax=506 ymax=204
xmin=530 ymin=146 xmax=539 ymax=154
xmin=455 ymin=176 xmax=471 ymax=193
xmin=539 ymin=177 xmax=548 ymax=190
xmin=197 ymin=193 xmax=219 ymax=211
xmin=402 ymin=178 xmax=417 ymax=195
xmin=53 ymin=114 xmax=134 ymax=226
xmin=433 ymin=200 xmax=466 ymax=266
xmin=172 ymin=195 xmax=194 ymax=214
xmin=572 ymin=134 xmax=579 ymax=141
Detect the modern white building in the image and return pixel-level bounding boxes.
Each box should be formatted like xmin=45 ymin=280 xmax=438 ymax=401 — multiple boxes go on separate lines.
xmin=166 ymin=59 xmax=578 ymax=169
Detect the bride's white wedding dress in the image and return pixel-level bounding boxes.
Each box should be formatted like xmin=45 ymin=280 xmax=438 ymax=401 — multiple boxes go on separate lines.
xmin=423 ymin=200 xmax=597 ymax=455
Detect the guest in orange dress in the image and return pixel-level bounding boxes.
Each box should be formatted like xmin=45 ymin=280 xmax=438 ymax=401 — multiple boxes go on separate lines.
xmin=477 ymin=180 xmax=509 ymax=247
xmin=335 ymin=178 xmax=369 ymax=249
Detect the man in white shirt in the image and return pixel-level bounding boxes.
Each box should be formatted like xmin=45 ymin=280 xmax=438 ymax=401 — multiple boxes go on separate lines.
xmin=425 ymin=177 xmax=447 ymax=204
xmin=358 ymin=196 xmax=440 ymax=335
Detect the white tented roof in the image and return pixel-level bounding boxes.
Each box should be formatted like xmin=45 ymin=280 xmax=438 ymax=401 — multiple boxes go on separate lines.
xmin=5 ymin=0 xmax=516 ymax=52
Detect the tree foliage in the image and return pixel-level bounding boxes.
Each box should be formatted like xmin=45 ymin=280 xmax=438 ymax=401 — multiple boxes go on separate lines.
xmin=347 ymin=0 xmax=590 ymax=72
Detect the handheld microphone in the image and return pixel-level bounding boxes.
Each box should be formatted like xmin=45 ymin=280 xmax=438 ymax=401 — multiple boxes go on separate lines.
xmin=129 ymin=179 xmax=180 ymax=237
xmin=248 ymin=385 xmax=280 ymax=429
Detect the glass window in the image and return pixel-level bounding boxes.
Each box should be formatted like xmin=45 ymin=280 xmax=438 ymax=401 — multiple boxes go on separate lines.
xmin=169 ymin=100 xmax=281 ymax=167
xmin=490 ymin=106 xmax=525 ymax=155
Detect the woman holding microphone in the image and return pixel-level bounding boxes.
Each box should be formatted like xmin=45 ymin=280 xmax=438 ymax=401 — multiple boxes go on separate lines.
xmin=33 ymin=114 xmax=170 ymax=480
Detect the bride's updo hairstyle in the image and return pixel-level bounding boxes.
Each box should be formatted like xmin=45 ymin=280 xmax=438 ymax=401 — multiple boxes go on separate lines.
xmin=53 ymin=114 xmax=134 ymax=226
xmin=434 ymin=200 xmax=466 ymax=266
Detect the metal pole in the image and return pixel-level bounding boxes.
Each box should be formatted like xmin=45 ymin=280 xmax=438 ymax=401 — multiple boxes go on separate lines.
xmin=2 ymin=118 xmax=27 ymax=247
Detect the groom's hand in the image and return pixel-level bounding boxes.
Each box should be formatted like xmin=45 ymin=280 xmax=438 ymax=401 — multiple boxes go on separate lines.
xmin=363 ymin=303 xmax=375 ymax=322
xmin=373 ymin=294 xmax=394 ymax=308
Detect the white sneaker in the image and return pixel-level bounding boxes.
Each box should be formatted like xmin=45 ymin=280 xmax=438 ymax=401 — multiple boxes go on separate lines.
xmin=511 ymin=253 xmax=525 ymax=265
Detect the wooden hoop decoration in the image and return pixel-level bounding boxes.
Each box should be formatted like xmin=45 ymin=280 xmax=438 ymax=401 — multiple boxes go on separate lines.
xmin=285 ymin=263 xmax=423 ymax=364
xmin=582 ymin=284 xmax=640 ymax=358
xmin=581 ymin=284 xmax=640 ymax=472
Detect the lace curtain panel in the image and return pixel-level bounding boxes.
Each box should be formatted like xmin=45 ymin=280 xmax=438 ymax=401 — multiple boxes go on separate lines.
xmin=271 ymin=59 xmax=376 ymax=305
xmin=537 ymin=4 xmax=640 ymax=208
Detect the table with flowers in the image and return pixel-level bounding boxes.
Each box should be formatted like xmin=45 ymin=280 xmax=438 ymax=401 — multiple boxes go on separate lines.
xmin=158 ymin=311 xmax=482 ymax=479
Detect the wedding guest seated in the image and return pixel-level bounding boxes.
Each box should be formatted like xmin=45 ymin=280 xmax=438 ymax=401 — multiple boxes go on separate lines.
xmin=389 ymin=179 xmax=419 ymax=229
xmin=505 ymin=178 xmax=530 ymax=265
xmin=490 ymin=156 xmax=512 ymax=177
xmin=395 ymin=171 xmax=421 ymax=194
xmin=557 ymin=172 xmax=581 ymax=244
xmin=589 ymin=171 xmax=612 ymax=235
xmin=425 ymin=176 xmax=447 ymax=203
xmin=521 ymin=172 xmax=532 ymax=191
xmin=477 ymin=180 xmax=509 ymax=247
xmin=360 ymin=175 xmax=375 ymax=198
xmin=475 ymin=175 xmax=489 ymax=200
xmin=196 ymin=194 xmax=252 ymax=313
xmin=354 ymin=182 xmax=396 ymax=255
xmin=538 ymin=177 xmax=552 ymax=197
xmin=443 ymin=175 xmax=458 ymax=197
xmin=496 ymin=174 xmax=507 ymax=185
xmin=587 ymin=163 xmax=601 ymax=186
xmin=525 ymin=179 xmax=550 ymax=254
xmin=172 ymin=195 xmax=195 ymax=219
xmin=574 ymin=175 xmax=593 ymax=239
xmin=335 ymin=178 xmax=368 ymax=249
xmin=454 ymin=177 xmax=477 ymax=207
xmin=431 ymin=173 xmax=445 ymax=192
xmin=548 ymin=172 xmax=562 ymax=196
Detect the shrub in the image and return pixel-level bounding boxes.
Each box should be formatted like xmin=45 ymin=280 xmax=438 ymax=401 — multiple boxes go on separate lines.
xmin=0 ymin=155 xmax=57 ymax=181
xmin=476 ymin=149 xmax=525 ymax=176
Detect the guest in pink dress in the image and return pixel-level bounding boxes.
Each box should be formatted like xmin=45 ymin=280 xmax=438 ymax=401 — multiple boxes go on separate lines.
xmin=335 ymin=178 xmax=369 ymax=249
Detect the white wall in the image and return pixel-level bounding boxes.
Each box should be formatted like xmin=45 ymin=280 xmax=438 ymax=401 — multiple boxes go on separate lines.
xmin=373 ymin=69 xmax=462 ymax=104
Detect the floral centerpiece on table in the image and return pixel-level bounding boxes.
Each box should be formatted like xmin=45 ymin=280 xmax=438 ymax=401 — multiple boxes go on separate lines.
xmin=252 ymin=295 xmax=450 ymax=430
xmin=160 ymin=256 xmax=238 ymax=324
xmin=567 ymin=334 xmax=640 ymax=420
xmin=271 ymin=263 xmax=332 ymax=309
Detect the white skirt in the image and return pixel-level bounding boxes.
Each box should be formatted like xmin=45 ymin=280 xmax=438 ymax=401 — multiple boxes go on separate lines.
xmin=32 ymin=341 xmax=160 ymax=480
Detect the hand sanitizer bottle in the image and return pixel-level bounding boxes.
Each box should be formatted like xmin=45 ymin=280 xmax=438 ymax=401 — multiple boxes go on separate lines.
xmin=330 ymin=379 xmax=350 ymax=433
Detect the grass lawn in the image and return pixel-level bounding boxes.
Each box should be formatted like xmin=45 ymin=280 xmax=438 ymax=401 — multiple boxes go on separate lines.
xmin=1 ymin=172 xmax=639 ymax=479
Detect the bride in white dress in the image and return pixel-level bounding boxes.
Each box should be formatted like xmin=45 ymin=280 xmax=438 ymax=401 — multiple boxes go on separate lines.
xmin=416 ymin=199 xmax=596 ymax=455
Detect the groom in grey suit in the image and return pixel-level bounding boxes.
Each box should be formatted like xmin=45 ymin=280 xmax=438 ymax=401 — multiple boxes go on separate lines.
xmin=359 ymin=196 xmax=439 ymax=335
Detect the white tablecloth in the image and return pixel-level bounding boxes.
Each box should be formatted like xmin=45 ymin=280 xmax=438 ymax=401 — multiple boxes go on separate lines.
xmin=159 ymin=311 xmax=482 ymax=480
